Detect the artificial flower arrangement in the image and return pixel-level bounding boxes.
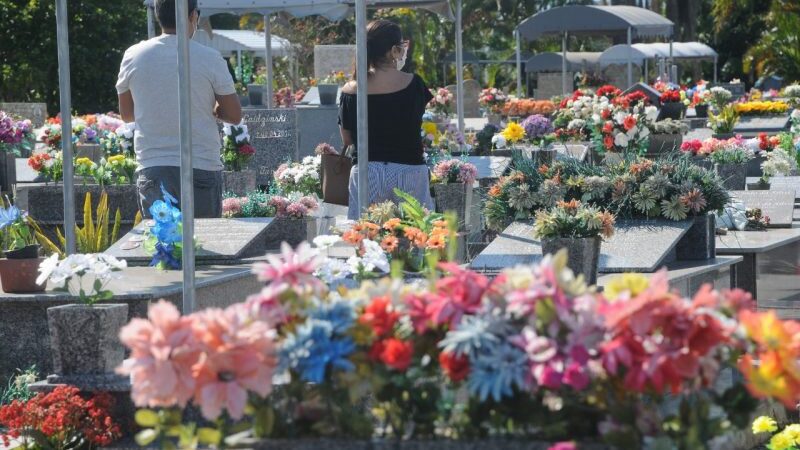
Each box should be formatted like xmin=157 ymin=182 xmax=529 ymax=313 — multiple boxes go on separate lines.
xmin=658 ymin=89 xmax=683 ymax=104
xmin=143 ymin=186 xmax=185 ymax=270
xmin=501 ymin=98 xmax=556 ymax=117
xmin=707 ymin=104 xmax=739 ymax=135
xmin=317 ymin=189 xmax=456 ymax=276
xmin=221 ymin=122 xmax=256 ymax=171
xmin=431 ymin=158 xmax=478 ymax=185
xmin=705 ymin=139 xmax=754 ymax=165
xmin=733 ymin=100 xmax=789 ymax=116
xmin=421 ymin=118 xmax=467 ymax=161
xmin=26 ymin=151 xmax=63 ymax=183
xmin=491 ymin=121 xmax=526 ymax=151
xmin=99 ymin=122 xmax=135 ymax=157
xmin=533 ymin=199 xmax=615 ymax=241
xmin=0 ymin=385 xmax=122 ymax=449
xmin=0 ymin=202 xmax=43 ymax=258
xmin=478 ymin=87 xmax=508 ymax=114
xmin=650 ymin=118 xmax=689 ymax=135
xmin=744 ymin=208 xmax=770 ymax=230
xmin=520 ymin=114 xmax=554 ymax=147
xmin=222 ymin=190 xmax=319 ymax=219
xmin=484 ymin=156 xmax=730 ymax=231
xmin=589 ymin=99 xmax=658 ymax=156
xmin=274 ymin=155 xmax=322 ymax=197
xmin=36 ymin=253 xmax=127 ymax=305
xmin=320 ymin=70 xmax=349 ymax=85
xmin=708 ymin=86 xmax=733 ymax=109
xmin=0 ymin=111 xmax=34 ymax=156
xmin=273 ymin=86 xmax=305 ymax=108
xmin=74 ymin=155 xmax=138 ymax=186
xmin=428 ymin=87 xmax=454 ymax=117
xmin=115 ymin=241 xmax=800 ymax=449
xmin=783 ymin=84 xmax=800 ymax=107
xmin=760 ymin=145 xmax=797 ymax=184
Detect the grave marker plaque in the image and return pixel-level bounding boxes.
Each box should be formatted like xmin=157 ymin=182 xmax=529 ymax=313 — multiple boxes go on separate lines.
xmin=0 ymin=102 xmax=48 ymax=127
xmin=731 ymin=190 xmax=795 ymax=227
xmin=470 ymin=219 xmax=692 ymax=273
xmin=241 ymin=108 xmax=297 ymax=186
xmin=754 ymin=176 xmax=800 ymax=200
xmin=466 ymin=156 xmax=511 ymax=180
xmin=733 ymin=116 xmax=790 ymax=134
xmin=106 ymin=218 xmax=274 ymax=264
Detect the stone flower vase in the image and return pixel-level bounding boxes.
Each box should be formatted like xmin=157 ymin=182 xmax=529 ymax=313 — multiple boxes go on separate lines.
xmin=0 ymin=244 xmax=45 ymax=293
xmin=487 ymin=113 xmax=502 ymax=126
xmin=715 ymin=162 xmax=747 ymax=190
xmin=432 ymin=183 xmax=472 ymax=231
xmin=222 ymin=169 xmax=257 ymax=197
xmin=658 ymin=102 xmax=685 ymax=120
xmin=676 ymin=214 xmax=716 ymax=260
xmin=747 ymin=179 xmax=771 ymax=190
xmin=47 ymin=303 xmax=128 ymax=379
xmin=317 ymin=84 xmax=339 ymax=105
xmin=265 ymin=216 xmax=318 ymax=249
xmin=541 ymin=236 xmax=601 ymax=285
xmin=532 ymin=148 xmax=556 ymax=166
xmin=0 ymin=152 xmax=16 ymax=195
xmin=646 ymin=134 xmax=683 ymax=157
xmin=695 ymin=104 xmax=709 ymax=118
xmin=247 ymin=84 xmax=264 ymax=106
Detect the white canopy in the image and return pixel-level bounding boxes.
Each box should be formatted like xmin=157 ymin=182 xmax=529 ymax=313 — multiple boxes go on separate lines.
xmin=192 ymin=29 xmax=293 ymax=57
xmin=599 ymin=42 xmax=717 ymax=66
xmin=192 ymin=0 xmax=452 ymax=20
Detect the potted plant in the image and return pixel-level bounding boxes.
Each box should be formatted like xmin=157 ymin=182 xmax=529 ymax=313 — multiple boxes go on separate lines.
xmin=708 ymin=86 xmax=733 ymax=112
xmin=221 ymin=122 xmax=257 ymax=196
xmin=708 ymin=141 xmax=753 ymax=190
xmin=431 ymin=158 xmax=478 ymax=230
xmin=658 ymin=89 xmax=685 ymax=120
xmin=646 ymin=119 xmax=688 ymax=158
xmin=478 ymin=87 xmax=508 ymax=126
xmin=222 ymin=191 xmax=319 ymax=249
xmin=690 ymin=90 xmax=711 ymax=118
xmin=317 ymin=71 xmax=347 ymax=106
xmin=521 ymin=114 xmax=556 ymax=164
xmin=0 ymin=203 xmax=45 ymax=293
xmin=533 ymin=199 xmax=615 ymax=285
xmin=427 ymin=87 xmax=454 ymax=124
xmin=749 ymin=146 xmax=797 ymax=190
xmin=708 ymin=104 xmax=739 ymax=139
xmin=37 ymin=252 xmax=128 ymax=380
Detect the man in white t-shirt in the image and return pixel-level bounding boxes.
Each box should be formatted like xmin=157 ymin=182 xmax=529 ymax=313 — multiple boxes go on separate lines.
xmin=116 ymin=0 xmax=241 ymax=218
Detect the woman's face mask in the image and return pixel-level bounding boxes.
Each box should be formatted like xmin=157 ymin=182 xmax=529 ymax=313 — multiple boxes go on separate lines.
xmin=395 ymin=43 xmax=408 ymax=70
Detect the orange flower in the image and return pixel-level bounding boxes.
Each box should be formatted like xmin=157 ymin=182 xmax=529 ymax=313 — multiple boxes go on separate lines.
xmin=488 ymin=184 xmax=502 ymax=197
xmin=404 ymin=227 xmax=422 ymax=240
xmin=413 ymin=232 xmax=428 ymax=249
xmin=380 ymin=235 xmax=399 ymax=253
xmin=383 ymin=218 xmax=401 ymax=230
xmin=433 ymin=220 xmax=449 ymax=228
xmin=342 ymin=230 xmax=364 ymax=245
xmin=538 ymin=164 xmax=550 ymax=175
xmin=556 ymin=199 xmax=581 ymax=211
xmin=623 ymin=115 xmax=637 ymax=131
xmin=427 ymin=233 xmax=446 ymax=249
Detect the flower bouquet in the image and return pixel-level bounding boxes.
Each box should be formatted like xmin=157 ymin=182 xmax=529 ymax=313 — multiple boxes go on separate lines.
xmin=479 ymin=87 xmax=508 ymax=118
xmin=502 ymin=98 xmax=556 ymax=117
xmin=223 ymin=191 xmax=319 ymax=248
xmin=428 ymin=87 xmax=454 ymax=119
xmin=708 ymin=86 xmax=733 ymax=110
xmin=703 ymin=140 xmax=753 ymax=190
xmin=222 ymin=122 xmax=255 ymax=172
xmin=26 ymin=151 xmax=63 ymax=183
xmin=274 ymin=155 xmax=322 ymax=197
xmin=431 ymin=158 xmax=478 ymax=229
xmin=99 ymin=122 xmax=135 ymax=157
xmin=143 ymin=186 xmax=184 ymax=270
xmin=37 ymin=253 xmax=126 ymax=305
xmin=0 ymin=111 xmax=34 ymax=157
xmin=658 ymin=89 xmax=685 ymax=120
xmin=783 ymin=84 xmax=800 ymax=107
xmin=590 ymin=101 xmax=658 ymax=157
xmin=708 ymin=104 xmax=739 ymax=138
xmin=733 ymin=100 xmax=789 ymax=116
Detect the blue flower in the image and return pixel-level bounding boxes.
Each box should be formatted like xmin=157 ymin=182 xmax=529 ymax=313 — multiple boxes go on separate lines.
xmin=439 ymin=314 xmax=511 ymax=359
xmin=280 ymin=319 xmax=355 ymax=383
xmin=467 ymin=342 xmax=528 ymax=402
xmin=0 ymin=205 xmax=20 ymax=230
xmin=149 ymin=200 xmax=174 ymax=224
xmin=307 ymin=300 xmax=354 ymax=334
xmin=153 ymin=221 xmax=182 ymax=244
xmin=149 ymin=242 xmax=181 ymax=270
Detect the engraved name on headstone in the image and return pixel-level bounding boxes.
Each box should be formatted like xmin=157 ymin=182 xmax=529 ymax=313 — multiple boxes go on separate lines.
xmin=732 ymin=190 xmax=795 ymax=227
xmin=0 ymin=102 xmax=48 ymax=127
xmin=242 ymin=108 xmax=298 ymax=186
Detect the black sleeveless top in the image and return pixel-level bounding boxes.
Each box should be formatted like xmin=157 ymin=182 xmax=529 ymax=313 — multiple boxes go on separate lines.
xmin=338 ymin=74 xmax=434 ymax=166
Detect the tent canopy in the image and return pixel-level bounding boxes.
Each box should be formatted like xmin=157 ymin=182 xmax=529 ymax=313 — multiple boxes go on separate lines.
xmin=192 ymin=29 xmax=293 ymax=57
xmin=599 ymin=42 xmax=717 ymax=66
xmin=190 ymin=0 xmax=452 ymax=20
xmin=525 ymin=52 xmax=601 ymax=73
xmin=443 ymin=51 xmax=480 ymax=63
xmin=517 ymin=5 xmax=673 ymax=41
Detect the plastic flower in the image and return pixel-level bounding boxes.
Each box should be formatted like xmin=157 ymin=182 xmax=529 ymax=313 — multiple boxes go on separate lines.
xmin=500 ymin=122 xmax=526 ymax=144
xmin=378 ymin=338 xmax=414 ymax=371
xmin=769 ymin=431 xmax=795 ymax=450
xmin=0 ymin=205 xmax=21 ymax=230
xmin=752 ymin=416 xmax=778 ymax=434
xmin=425 ymin=263 xmax=489 ymax=328
xmin=252 ymin=242 xmax=323 ymax=291
xmin=439 ymin=351 xmax=470 ymax=382
xmin=467 ymin=342 xmax=528 ymax=401
xmin=604 ymin=273 xmax=650 ymax=300
xmin=360 ymin=296 xmax=399 ymax=337
xmin=280 ymin=319 xmax=355 ymax=383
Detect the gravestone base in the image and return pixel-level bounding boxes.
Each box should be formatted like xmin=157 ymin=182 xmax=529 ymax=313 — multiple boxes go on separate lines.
xmin=15 ymin=183 xmax=140 ymax=225
xmin=675 ymin=214 xmax=715 ymax=260
xmin=265 ymin=217 xmax=317 ymax=249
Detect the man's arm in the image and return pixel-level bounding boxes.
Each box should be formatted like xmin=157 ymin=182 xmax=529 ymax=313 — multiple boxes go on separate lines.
xmin=118 ymin=91 xmax=135 ymax=122
xmin=215 ymin=93 xmax=242 ymax=124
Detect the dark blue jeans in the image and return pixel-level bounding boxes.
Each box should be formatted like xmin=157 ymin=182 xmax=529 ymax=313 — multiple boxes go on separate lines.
xmin=136 ymin=166 xmax=222 ymax=218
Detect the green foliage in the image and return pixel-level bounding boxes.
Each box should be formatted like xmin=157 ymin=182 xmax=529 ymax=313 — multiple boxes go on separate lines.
xmin=0 ymin=0 xmax=146 ymax=114
xmin=708 ymin=105 xmax=739 ymax=134
xmin=0 ymin=366 xmax=37 ymax=406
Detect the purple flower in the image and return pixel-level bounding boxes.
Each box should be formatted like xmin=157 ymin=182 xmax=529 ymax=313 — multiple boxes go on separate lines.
xmin=521 ymin=114 xmax=553 ymax=139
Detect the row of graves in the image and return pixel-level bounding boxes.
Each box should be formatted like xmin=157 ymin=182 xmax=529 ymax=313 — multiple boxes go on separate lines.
xmin=1 ymin=79 xmax=800 ymax=449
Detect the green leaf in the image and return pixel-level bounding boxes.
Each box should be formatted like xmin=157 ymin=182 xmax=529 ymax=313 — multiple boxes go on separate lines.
xmin=197 ymin=427 xmax=222 ymax=446
xmin=134 ymin=429 xmax=158 ymax=446
xmin=135 ymin=409 xmax=160 ymax=427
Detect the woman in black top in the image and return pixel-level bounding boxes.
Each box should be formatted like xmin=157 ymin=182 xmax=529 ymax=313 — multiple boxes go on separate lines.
xmin=339 ymin=19 xmax=434 ymax=220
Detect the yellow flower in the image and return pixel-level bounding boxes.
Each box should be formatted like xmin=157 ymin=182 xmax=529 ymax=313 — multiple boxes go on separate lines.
xmin=770 ymin=431 xmax=795 ymax=450
xmin=107 ymin=154 xmax=125 ymax=165
xmin=783 ymin=424 xmax=800 ymax=442
xmin=75 ymin=157 xmax=94 ymax=168
xmin=752 ymin=416 xmax=778 ymax=434
xmin=604 ymin=273 xmax=650 ymax=300
xmin=501 ymin=122 xmax=526 ymax=143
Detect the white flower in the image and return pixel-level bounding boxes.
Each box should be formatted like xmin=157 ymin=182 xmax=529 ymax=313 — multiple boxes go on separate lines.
xmin=36 ymin=254 xmax=60 ymax=286
xmin=791 ymin=109 xmax=800 ymax=120
xmin=644 ymin=106 xmax=659 ymax=122
xmin=222 ymin=123 xmax=234 ymax=136
xmin=567 ymin=119 xmax=586 ymax=130
xmin=313 ymin=235 xmax=342 ymax=249
xmin=315 ymin=257 xmax=351 ymax=283
xmin=491 ymin=134 xmax=506 ymax=149
xmin=614 ymin=132 xmax=629 ymax=148
xmin=613 ymin=111 xmax=627 ymax=125
xmin=94 ymin=253 xmax=127 ymax=270
xmin=61 ymin=254 xmax=92 ymax=276
xmin=43 ymin=158 xmax=55 ymax=169
xmin=638 ymin=127 xmax=650 ymax=139
xmin=361 ymin=239 xmax=389 ymax=273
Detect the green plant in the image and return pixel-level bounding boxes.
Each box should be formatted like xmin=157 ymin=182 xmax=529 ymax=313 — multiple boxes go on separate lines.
xmin=0 ymin=366 xmax=37 ymax=406
xmin=533 ymin=199 xmax=615 ymax=240
xmin=0 ymin=201 xmax=38 ymax=253
xmin=708 ymin=144 xmax=752 ymax=165
xmin=708 ymin=105 xmax=739 ymax=134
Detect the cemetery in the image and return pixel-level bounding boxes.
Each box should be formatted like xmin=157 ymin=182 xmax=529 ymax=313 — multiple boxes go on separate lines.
xmin=2 ymin=1 xmax=800 ymax=449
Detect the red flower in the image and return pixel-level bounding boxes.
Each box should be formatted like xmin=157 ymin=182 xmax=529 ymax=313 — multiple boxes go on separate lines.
xmin=602 ymin=121 xmax=614 ymax=134
xmin=439 ymin=352 xmax=469 ymax=382
xmin=601 ymin=108 xmax=612 ymax=120
xmin=238 ymin=143 xmax=255 ymax=156
xmin=659 ymin=90 xmax=681 ymax=103
xmin=603 ymin=135 xmax=614 ymax=149
xmin=360 ymin=295 xmax=400 ymax=337
xmin=622 ymin=115 xmax=637 ymax=131
xmin=368 ymin=340 xmax=385 ymax=361
xmin=596 ymin=85 xmax=622 ymax=99
xmin=379 ymin=338 xmax=414 ymax=371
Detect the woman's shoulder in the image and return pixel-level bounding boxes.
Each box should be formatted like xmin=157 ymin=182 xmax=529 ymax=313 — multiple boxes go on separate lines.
xmin=341 ymin=80 xmax=357 ymax=95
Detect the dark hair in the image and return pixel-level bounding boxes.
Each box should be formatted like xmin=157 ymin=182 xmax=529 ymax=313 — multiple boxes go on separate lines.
xmin=366 ymin=20 xmax=403 ymax=70
xmin=155 ymin=0 xmax=198 ymax=30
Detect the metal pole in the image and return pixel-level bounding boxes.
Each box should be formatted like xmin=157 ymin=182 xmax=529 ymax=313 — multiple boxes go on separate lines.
xmin=355 ymin=0 xmax=369 ymax=215
xmin=147 ymin=6 xmax=156 ymax=39
xmin=237 ymin=50 xmax=243 ymax=82
xmin=176 ymin=0 xmax=195 ymax=313
xmin=644 ymin=58 xmax=648 ymax=84
xmin=714 ymin=58 xmax=718 ymax=84
xmin=455 ymin=0 xmax=464 ymax=137
xmin=515 ymin=29 xmax=522 ymax=97
xmin=264 ymin=14 xmax=274 ymax=108
xmin=561 ymin=31 xmax=567 ymax=95
xmin=55 ymin=0 xmax=75 ymax=255
xmin=627 ymin=27 xmax=632 ymax=88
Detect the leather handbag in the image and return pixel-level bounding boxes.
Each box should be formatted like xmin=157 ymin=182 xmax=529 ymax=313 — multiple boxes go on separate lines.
xmin=321 ymin=148 xmax=353 ymax=206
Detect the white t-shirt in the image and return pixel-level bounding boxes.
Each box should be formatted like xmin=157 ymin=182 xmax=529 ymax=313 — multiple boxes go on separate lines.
xmin=116 ymin=34 xmax=236 ymax=171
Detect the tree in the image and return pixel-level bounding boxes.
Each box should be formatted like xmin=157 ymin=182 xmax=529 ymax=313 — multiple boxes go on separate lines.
xmin=0 ymin=0 xmax=146 ymax=114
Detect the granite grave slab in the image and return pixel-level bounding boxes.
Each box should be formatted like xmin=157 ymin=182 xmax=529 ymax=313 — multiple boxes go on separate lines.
xmin=296 ymin=105 xmax=343 ymax=158
xmin=623 ymin=83 xmax=662 ymax=107
xmin=466 ymin=156 xmax=511 ymax=180
xmin=733 ymin=115 xmax=790 ymax=135
xmin=553 ymin=143 xmax=589 ymax=162
xmin=241 ymin=108 xmax=297 ymax=186
xmin=106 ymin=217 xmax=274 ymax=265
xmin=0 ymin=102 xmax=48 ymax=127
xmin=748 ymin=176 xmax=800 ymax=199
xmin=713 ymin=82 xmax=746 ymax=99
xmin=731 ymin=190 xmax=795 ymax=227
xmin=470 ymin=219 xmax=692 ymax=273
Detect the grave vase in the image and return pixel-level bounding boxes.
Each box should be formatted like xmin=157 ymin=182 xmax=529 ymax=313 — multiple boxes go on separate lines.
xmin=317 ymin=84 xmax=339 ymax=105
xmin=532 ymin=148 xmax=556 ymax=166
xmin=541 ymin=236 xmax=601 ymax=285
xmin=75 ymin=143 xmax=103 ymax=163
xmin=695 ymin=104 xmax=709 ymax=118
xmin=487 ymin=113 xmax=502 ymax=126
xmin=0 ymin=151 xmax=16 ymax=194
xmin=715 ymin=163 xmax=747 ymax=190
xmin=746 ymin=155 xmax=767 ymax=178
xmin=658 ymin=102 xmax=685 ymax=120
xmin=712 ymin=132 xmax=735 ymax=140
xmin=432 ymin=183 xmax=472 ymax=231
xmin=676 ymin=214 xmax=716 ymax=260
xmin=747 ymin=179 xmax=770 ymax=190
xmin=47 ymin=304 xmax=128 ymax=377
xmin=265 ymin=216 xmax=317 ymax=249
xmin=646 ymin=134 xmax=683 ymax=157
xmin=247 ymin=84 xmax=264 ymax=106
xmin=222 ymin=169 xmax=257 ymax=197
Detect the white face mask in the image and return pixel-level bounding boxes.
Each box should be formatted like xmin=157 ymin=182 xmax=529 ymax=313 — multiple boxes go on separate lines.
xmin=396 ymin=49 xmax=407 ymax=71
